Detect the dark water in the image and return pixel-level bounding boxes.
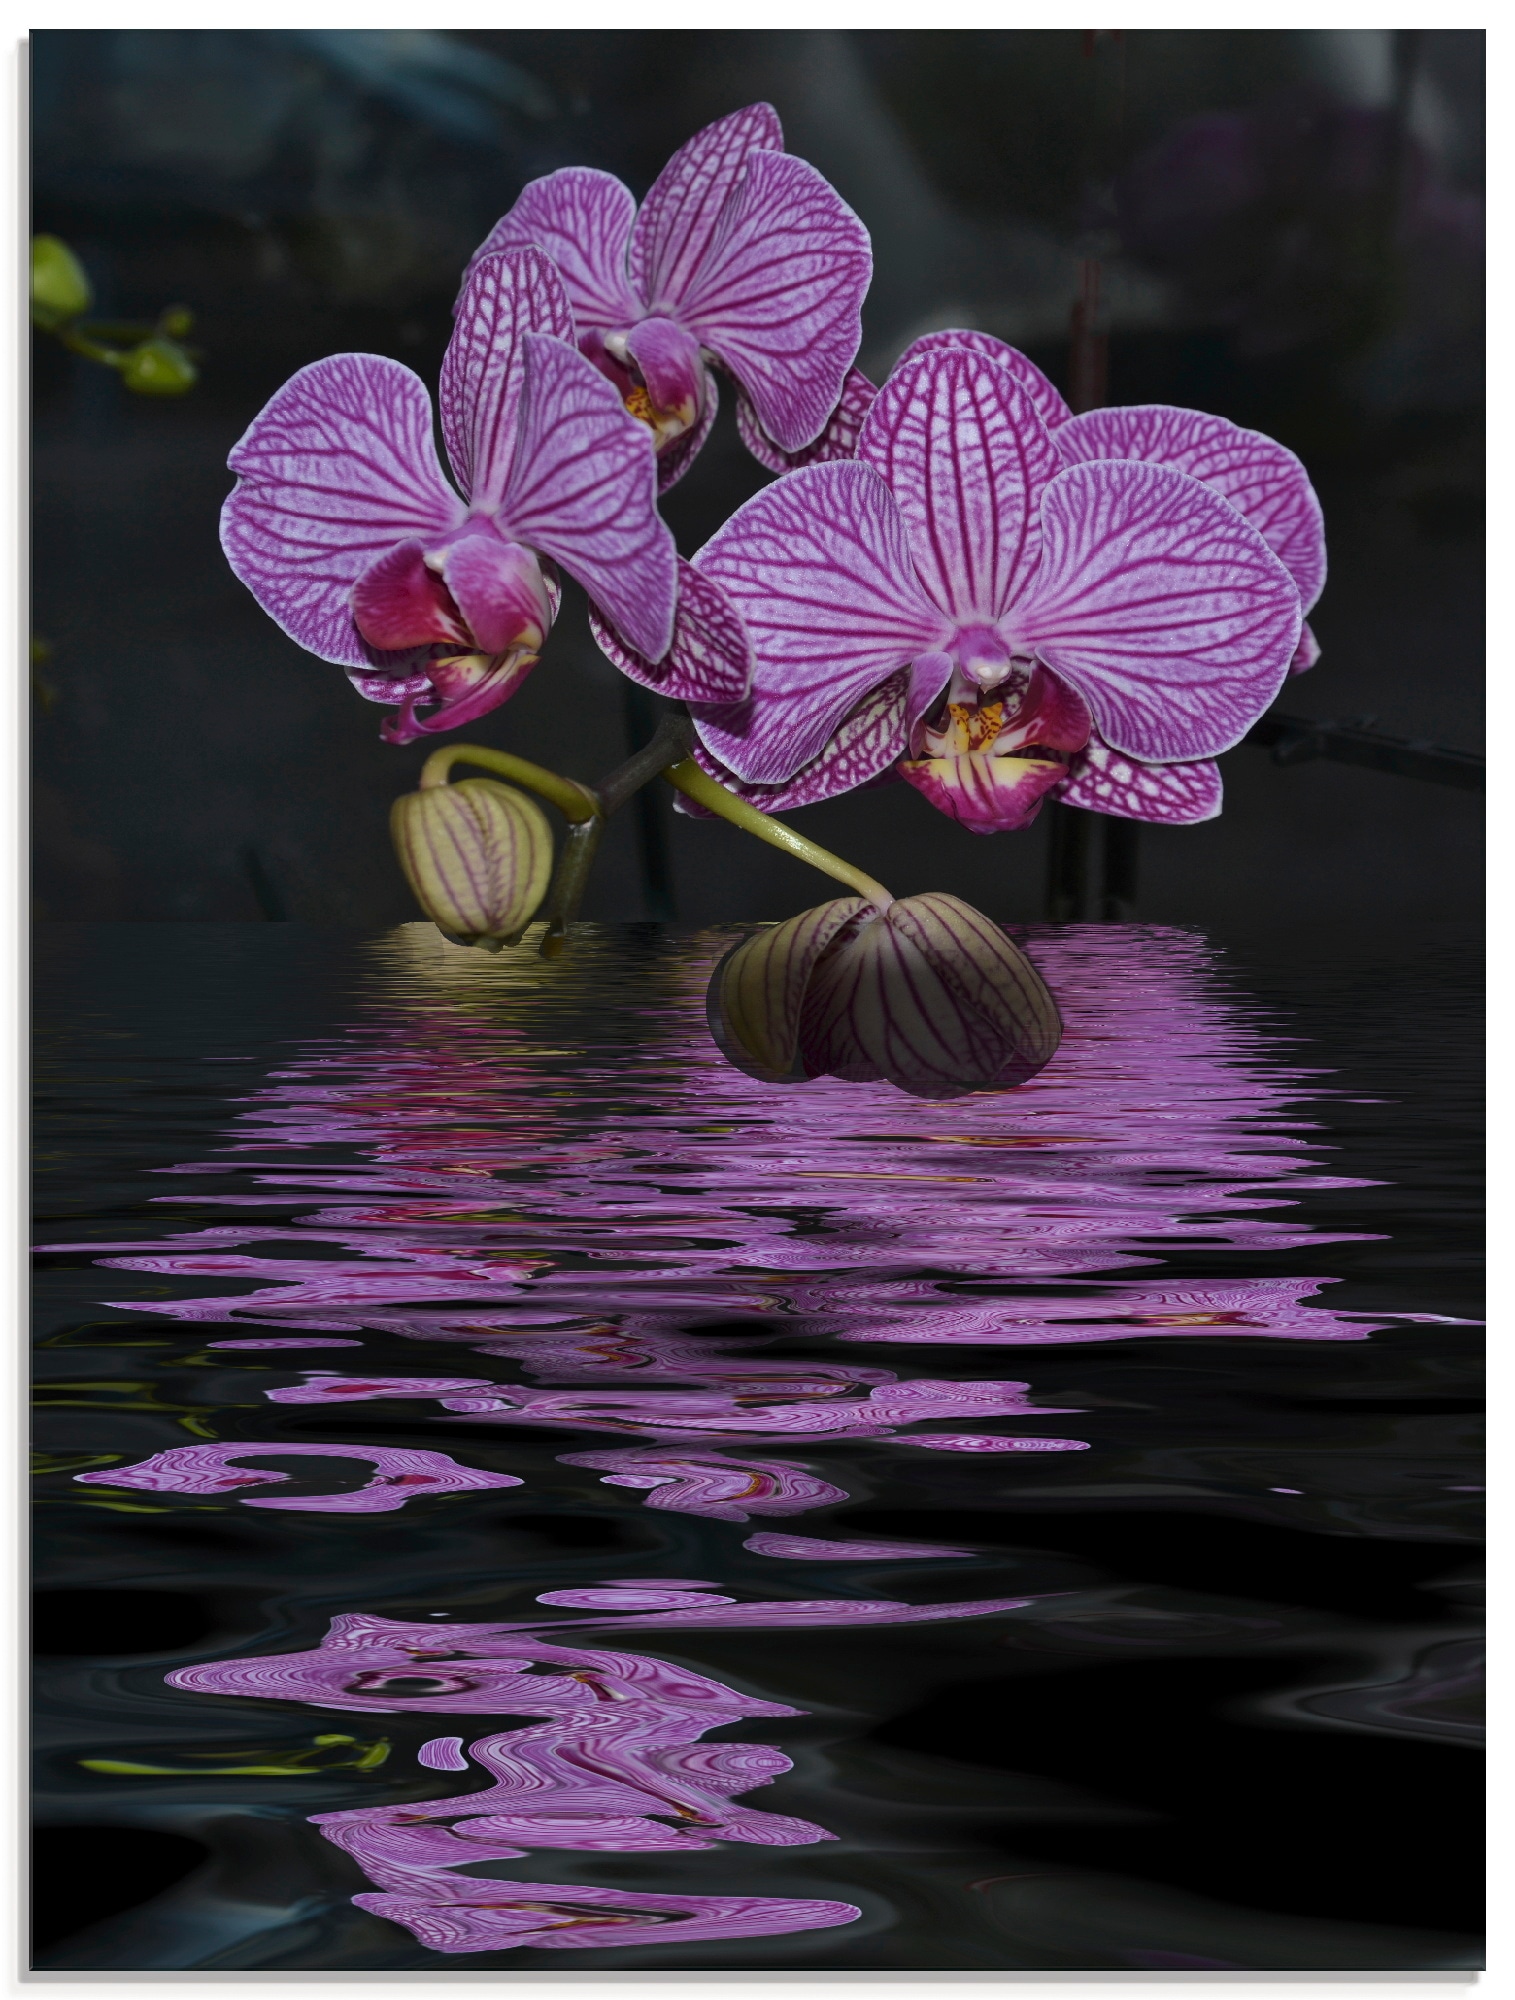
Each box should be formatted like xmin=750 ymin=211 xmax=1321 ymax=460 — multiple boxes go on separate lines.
xmin=33 ymin=920 xmax=1483 ymax=1971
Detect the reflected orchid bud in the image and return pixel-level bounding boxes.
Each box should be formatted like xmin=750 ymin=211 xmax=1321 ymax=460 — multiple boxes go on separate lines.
xmin=708 ymin=893 xmax=1062 ymax=1099
xmin=390 ymin=778 xmax=553 ymax=950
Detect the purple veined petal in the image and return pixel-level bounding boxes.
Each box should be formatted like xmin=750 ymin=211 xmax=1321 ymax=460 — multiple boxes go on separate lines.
xmin=498 ymin=333 xmax=676 ymax=663
xmin=1054 ymin=403 xmax=1326 ymax=612
xmin=654 ymin=365 xmax=719 ymax=494
xmin=899 ymin=751 xmax=1066 ymax=833
xmin=693 ymin=462 xmax=948 ymax=783
xmin=589 ymin=558 xmax=752 ymax=704
xmin=678 ymin=151 xmax=872 ymax=454
xmin=858 ymin=347 xmax=1061 ymax=625
xmin=465 ymin=167 xmax=642 ymax=330
xmin=439 ymin=248 xmax=575 ymax=509
xmin=221 ymin=354 xmax=464 ymax=669
xmin=1290 ymin=619 xmax=1321 ymax=674
xmin=1015 ymin=460 xmax=1301 ymax=763
xmin=734 ymin=364 xmax=877 ymax=474
xmin=346 ymin=657 xmax=434 ymax=706
xmin=1059 ymin=741 xmax=1222 ymax=823
xmin=628 ymin=101 xmax=784 ymax=308
xmin=687 ymin=673 xmax=910 ymax=813
xmin=380 ymin=649 xmax=541 ymax=746
xmin=895 ymin=329 xmax=1074 ymax=433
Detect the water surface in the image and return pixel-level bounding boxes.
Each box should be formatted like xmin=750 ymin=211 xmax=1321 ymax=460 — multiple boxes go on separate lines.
xmin=33 ymin=920 xmax=1483 ymax=1970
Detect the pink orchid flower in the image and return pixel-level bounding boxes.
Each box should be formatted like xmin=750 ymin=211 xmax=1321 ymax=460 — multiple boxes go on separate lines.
xmin=669 ymin=341 xmax=1305 ymax=833
xmin=467 ymin=102 xmax=871 ymax=492
xmin=221 ymin=247 xmax=680 ymax=744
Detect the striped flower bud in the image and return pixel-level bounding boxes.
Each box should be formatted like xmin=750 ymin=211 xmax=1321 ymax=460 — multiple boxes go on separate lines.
xmin=390 ymin=778 xmax=553 ymax=950
xmin=708 ymin=893 xmax=1061 ymax=1099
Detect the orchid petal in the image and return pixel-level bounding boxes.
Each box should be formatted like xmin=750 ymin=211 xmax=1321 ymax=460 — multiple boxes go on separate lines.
xmin=686 ymin=674 xmax=910 ymax=813
xmin=352 ymin=540 xmax=468 ymax=651
xmin=499 ymin=333 xmax=676 ymax=662
xmin=468 ymin=167 xmax=641 ymax=330
xmin=692 ymin=462 xmax=948 ymax=783
xmin=678 ymin=151 xmax=871 ymax=453
xmin=623 ymin=315 xmax=705 ymax=425
xmin=654 ymin=365 xmax=719 ymax=494
xmin=380 ymin=651 xmax=540 ymax=746
xmin=440 ymin=248 xmax=574 ymax=509
xmin=899 ymin=752 xmax=1066 ymax=833
xmin=589 ymin=559 xmax=752 ymax=704
xmin=628 ymin=101 xmax=783 ymax=307
xmin=710 ymin=900 xmax=874 ymax=1083
xmin=858 ymin=347 xmax=1060 ymax=624
xmin=1016 ymin=460 xmax=1300 ymax=762
xmin=895 ymin=329 xmax=1073 ymax=432
xmin=1059 ymin=741 xmax=1222 ymax=823
xmin=441 ymin=534 xmax=552 ymax=657
xmin=1055 ymin=403 xmax=1326 ymax=611
xmin=1290 ymin=619 xmax=1321 ymax=674
xmin=221 ymin=354 xmax=463 ymax=669
xmin=735 ymin=365 xmax=876 ymax=475
xmin=347 ymin=659 xmax=434 ymax=707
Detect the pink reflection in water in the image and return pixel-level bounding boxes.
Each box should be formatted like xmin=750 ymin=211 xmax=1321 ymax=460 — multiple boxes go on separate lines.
xmin=48 ymin=926 xmax=1431 ymax=1957
xmin=744 ymin=1532 xmax=972 ymax=1560
xmin=75 ymin=1442 xmax=519 ymax=1512
xmin=558 ymin=1449 xmax=849 ymax=1520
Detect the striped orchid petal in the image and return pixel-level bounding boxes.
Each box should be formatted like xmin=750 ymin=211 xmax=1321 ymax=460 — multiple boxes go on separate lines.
xmin=499 ymin=333 xmax=676 ymax=662
xmin=1059 ymin=740 xmax=1222 ymax=823
xmin=1290 ymin=619 xmax=1321 ymax=674
xmin=693 ymin=462 xmax=948 ymax=783
xmin=900 ymin=750 xmax=1066 ymax=833
xmin=439 ymin=248 xmax=574 ymax=510
xmin=858 ymin=346 xmax=1060 ymax=623
xmin=589 ymin=559 xmax=751 ymax=704
xmin=677 ymin=150 xmax=871 ymax=453
xmin=895 ymin=328 xmax=1073 ymax=433
xmin=628 ymin=101 xmax=784 ymax=306
xmin=221 ymin=354 xmax=463 ymax=669
xmin=1055 ymin=403 xmax=1326 ymax=612
xmin=735 ymin=364 xmax=876 ymax=475
xmin=466 ymin=167 xmax=640 ymax=330
xmin=686 ymin=673 xmax=913 ymax=814
xmin=1016 ymin=459 xmax=1300 ymax=762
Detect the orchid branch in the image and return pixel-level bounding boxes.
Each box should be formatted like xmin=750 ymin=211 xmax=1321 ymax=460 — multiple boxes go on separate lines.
xmin=661 ymin=758 xmax=893 ymax=909
xmin=417 ymin=744 xmax=601 ymax=824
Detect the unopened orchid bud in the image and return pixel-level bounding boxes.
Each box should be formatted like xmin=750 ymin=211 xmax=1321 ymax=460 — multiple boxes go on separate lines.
xmin=31 ymin=236 xmax=93 ymax=328
xmin=120 ymin=337 xmax=198 ymax=396
xmin=708 ymin=893 xmax=1061 ymax=1099
xmin=390 ymin=778 xmax=554 ymax=950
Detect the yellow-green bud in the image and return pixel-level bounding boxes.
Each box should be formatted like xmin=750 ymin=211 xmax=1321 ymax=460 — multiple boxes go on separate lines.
xmin=119 ymin=337 xmax=198 ymax=396
xmin=390 ymin=778 xmax=554 ymax=949
xmin=31 ymin=235 xmax=93 ymax=328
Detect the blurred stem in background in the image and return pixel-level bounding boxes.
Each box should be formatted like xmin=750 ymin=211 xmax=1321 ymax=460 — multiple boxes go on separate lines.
xmin=31 ymin=235 xmax=199 ymax=396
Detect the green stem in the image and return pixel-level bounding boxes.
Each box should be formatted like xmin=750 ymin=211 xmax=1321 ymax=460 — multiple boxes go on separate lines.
xmin=661 ymin=758 xmax=893 ymax=907
xmin=418 ymin=743 xmax=600 ymax=824
xmin=538 ymin=818 xmax=605 ymax=959
xmin=57 ymin=326 xmax=125 ymax=368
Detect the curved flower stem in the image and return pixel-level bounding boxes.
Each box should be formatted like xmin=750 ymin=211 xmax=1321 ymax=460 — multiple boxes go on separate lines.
xmin=662 ymin=758 xmax=894 ymax=908
xmin=417 ymin=743 xmax=601 ymax=825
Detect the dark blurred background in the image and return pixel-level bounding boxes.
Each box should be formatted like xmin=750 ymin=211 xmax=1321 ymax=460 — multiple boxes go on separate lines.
xmin=31 ymin=30 xmax=1484 ymax=934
